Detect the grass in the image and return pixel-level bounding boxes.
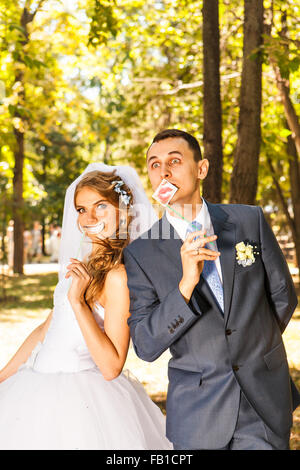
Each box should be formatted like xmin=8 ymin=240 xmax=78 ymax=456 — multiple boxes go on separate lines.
xmin=0 ymin=272 xmax=57 ymax=322
xmin=0 ymin=269 xmax=299 ymax=449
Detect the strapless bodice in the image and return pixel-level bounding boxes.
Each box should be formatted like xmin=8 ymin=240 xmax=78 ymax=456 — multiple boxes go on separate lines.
xmin=31 ymin=278 xmax=104 ymax=373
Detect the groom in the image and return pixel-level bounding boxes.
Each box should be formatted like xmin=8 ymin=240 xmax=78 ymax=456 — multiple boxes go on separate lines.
xmin=123 ymin=129 xmax=300 ymax=450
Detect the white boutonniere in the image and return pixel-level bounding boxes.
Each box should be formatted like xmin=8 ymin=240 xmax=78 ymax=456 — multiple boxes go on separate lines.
xmin=235 ymin=241 xmax=259 ymax=267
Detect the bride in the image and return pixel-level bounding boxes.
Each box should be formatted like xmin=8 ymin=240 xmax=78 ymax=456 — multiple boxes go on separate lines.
xmin=0 ymin=163 xmax=172 ymax=450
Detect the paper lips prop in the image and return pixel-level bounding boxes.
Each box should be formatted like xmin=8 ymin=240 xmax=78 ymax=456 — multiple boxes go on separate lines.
xmin=152 ymin=179 xmax=178 ymax=206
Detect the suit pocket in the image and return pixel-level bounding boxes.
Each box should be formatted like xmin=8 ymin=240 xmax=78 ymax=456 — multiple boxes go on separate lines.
xmin=168 ymin=367 xmax=203 ymax=388
xmin=235 ymin=257 xmax=261 ymax=275
xmin=264 ymin=342 xmax=287 ymax=371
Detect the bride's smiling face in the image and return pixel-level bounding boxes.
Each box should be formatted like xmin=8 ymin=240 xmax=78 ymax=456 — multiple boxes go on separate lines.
xmin=75 ymin=187 xmax=119 ymax=241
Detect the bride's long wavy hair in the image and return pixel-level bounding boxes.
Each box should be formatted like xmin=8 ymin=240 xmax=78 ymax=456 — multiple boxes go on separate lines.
xmin=74 ymin=170 xmax=133 ymax=307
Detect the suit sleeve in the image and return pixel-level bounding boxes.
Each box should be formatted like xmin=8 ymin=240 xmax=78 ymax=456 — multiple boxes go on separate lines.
xmin=258 ymin=206 xmax=298 ymax=332
xmin=123 ymin=247 xmax=210 ymax=362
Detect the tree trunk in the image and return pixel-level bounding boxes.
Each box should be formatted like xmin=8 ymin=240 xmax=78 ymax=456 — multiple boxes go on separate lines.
xmin=11 ymin=3 xmax=44 ymax=273
xmin=12 ymin=125 xmax=25 ymax=274
xmin=274 ymin=67 xmax=300 ymax=158
xmin=230 ymin=0 xmax=264 ymax=204
xmin=202 ymin=0 xmax=223 ymax=203
xmin=267 ymin=9 xmax=300 ymax=275
xmin=12 ymin=58 xmax=26 ymax=274
xmin=271 ymin=8 xmax=300 ymax=158
xmin=288 ymin=132 xmax=300 ymax=273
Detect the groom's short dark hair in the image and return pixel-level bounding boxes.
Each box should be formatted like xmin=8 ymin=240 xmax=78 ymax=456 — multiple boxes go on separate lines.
xmin=149 ymin=129 xmax=202 ymax=162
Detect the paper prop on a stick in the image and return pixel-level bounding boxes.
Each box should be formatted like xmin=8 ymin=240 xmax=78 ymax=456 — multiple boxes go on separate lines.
xmin=152 ymin=179 xmax=178 ymax=206
xmin=152 ymin=178 xmax=215 ymax=246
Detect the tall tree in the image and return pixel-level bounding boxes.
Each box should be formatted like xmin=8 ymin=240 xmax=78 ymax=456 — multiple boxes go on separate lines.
xmin=202 ymin=0 xmax=223 ymax=203
xmin=265 ymin=5 xmax=300 ymax=160
xmin=287 ymin=134 xmax=300 ymax=273
xmin=11 ymin=2 xmax=45 ymax=274
xmin=264 ymin=4 xmax=300 ymax=275
xmin=0 ymin=0 xmax=109 ymax=274
xmin=230 ymin=0 xmax=264 ymax=204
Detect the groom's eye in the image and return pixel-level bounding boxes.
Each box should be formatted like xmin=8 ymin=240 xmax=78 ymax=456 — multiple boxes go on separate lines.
xmin=151 ymin=162 xmax=160 ymax=169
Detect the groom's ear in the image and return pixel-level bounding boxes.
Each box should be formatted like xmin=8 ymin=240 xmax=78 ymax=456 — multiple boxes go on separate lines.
xmin=197 ymin=158 xmax=209 ymax=180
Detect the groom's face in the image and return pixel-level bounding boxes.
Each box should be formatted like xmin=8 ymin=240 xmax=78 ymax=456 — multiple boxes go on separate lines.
xmin=147 ymin=137 xmax=208 ymax=205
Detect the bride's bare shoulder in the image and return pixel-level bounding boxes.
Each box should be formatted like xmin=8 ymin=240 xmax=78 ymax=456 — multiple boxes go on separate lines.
xmin=101 ymin=265 xmax=129 ymax=313
xmin=104 ymin=264 xmax=128 ymax=291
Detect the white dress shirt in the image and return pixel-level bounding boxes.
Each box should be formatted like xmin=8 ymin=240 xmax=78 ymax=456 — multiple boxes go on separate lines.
xmin=166 ymin=199 xmax=223 ymax=283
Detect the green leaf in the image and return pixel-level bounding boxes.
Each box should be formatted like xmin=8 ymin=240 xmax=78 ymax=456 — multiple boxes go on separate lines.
xmin=8 ymin=104 xmax=16 ymax=116
xmin=8 ymin=23 xmax=26 ymax=37
xmin=289 ymin=57 xmax=300 ymax=73
xmin=278 ymin=128 xmax=292 ymax=138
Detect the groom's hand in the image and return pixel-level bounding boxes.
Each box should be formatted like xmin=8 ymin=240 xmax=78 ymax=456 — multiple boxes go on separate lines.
xmin=179 ymin=230 xmax=220 ymax=302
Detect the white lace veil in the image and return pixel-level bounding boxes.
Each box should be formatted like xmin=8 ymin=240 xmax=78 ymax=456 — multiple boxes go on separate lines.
xmin=58 ymin=163 xmax=158 ymax=282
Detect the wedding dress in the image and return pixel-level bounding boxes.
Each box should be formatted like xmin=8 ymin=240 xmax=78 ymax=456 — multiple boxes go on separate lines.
xmin=0 ymin=276 xmax=172 ymax=450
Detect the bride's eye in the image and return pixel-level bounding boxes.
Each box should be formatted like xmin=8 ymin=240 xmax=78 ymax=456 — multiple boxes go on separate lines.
xmin=96 ymin=203 xmax=107 ymax=210
xmin=77 ymin=208 xmax=85 ymax=214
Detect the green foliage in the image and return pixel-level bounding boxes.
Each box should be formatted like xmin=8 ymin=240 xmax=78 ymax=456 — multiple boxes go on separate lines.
xmin=88 ymin=0 xmax=118 ymax=46
xmin=29 ymin=130 xmax=88 ymax=224
xmin=0 ymin=0 xmax=299 ymax=239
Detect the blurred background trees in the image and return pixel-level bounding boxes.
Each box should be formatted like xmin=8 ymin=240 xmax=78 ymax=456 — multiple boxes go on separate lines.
xmin=0 ymin=0 xmax=299 ymax=275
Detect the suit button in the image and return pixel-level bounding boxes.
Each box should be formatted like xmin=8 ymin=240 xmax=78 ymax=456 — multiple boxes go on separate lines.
xmin=225 ymin=329 xmax=232 ymax=336
xmin=232 ymin=365 xmax=239 ymax=372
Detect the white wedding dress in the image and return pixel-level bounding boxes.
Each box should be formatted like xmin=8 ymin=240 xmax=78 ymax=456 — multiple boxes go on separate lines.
xmin=0 ymin=277 xmax=172 ymax=450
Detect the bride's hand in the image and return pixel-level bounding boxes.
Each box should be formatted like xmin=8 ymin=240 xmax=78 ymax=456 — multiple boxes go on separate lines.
xmin=65 ymin=258 xmax=92 ymax=305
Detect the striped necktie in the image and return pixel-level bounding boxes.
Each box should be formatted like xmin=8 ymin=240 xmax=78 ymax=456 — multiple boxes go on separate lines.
xmin=186 ymin=221 xmax=224 ymax=313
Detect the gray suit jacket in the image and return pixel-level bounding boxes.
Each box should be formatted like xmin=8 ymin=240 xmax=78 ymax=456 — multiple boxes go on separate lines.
xmin=124 ymin=202 xmax=300 ymax=449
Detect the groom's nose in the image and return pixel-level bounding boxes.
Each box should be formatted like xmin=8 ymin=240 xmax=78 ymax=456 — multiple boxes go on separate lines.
xmin=160 ymin=163 xmax=171 ymax=179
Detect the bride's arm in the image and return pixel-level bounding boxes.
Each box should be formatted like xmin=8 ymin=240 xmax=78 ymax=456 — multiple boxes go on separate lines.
xmin=0 ymin=311 xmax=53 ymax=383
xmin=66 ymin=261 xmax=130 ymax=381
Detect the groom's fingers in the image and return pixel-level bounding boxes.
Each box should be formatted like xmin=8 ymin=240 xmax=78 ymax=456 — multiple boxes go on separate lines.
xmin=186 ymin=239 xmax=219 ymax=253
xmin=186 ymin=230 xmax=206 ymax=242
xmin=195 ymin=248 xmax=220 ymax=259
xmin=191 ymin=247 xmax=220 ymax=258
xmin=185 ymin=231 xmax=217 ymax=248
xmin=183 ymin=238 xmax=220 ymax=259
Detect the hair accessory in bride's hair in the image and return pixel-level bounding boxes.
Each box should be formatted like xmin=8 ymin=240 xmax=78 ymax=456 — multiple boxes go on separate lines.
xmin=112 ymin=180 xmax=132 ymax=206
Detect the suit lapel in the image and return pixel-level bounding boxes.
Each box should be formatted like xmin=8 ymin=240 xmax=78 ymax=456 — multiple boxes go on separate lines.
xmin=156 ymin=207 xmax=236 ymax=323
xmin=206 ymin=201 xmax=236 ymax=323
xmin=156 ymin=214 xmax=183 ymax=277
